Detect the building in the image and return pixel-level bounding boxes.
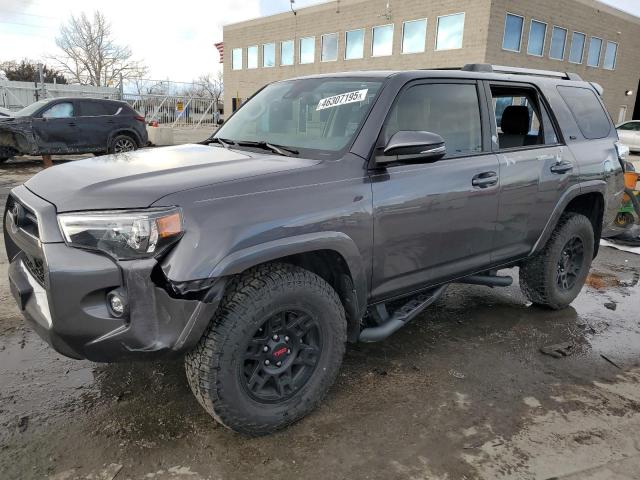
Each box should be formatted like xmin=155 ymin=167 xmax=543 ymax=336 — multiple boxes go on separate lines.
xmin=222 ymin=0 xmax=640 ymax=123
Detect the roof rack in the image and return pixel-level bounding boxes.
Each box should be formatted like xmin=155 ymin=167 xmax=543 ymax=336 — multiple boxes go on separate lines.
xmin=461 ymin=64 xmax=582 ymax=81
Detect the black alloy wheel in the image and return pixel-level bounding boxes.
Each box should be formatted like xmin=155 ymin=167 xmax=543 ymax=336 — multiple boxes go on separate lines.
xmin=556 ymin=236 xmax=585 ymax=291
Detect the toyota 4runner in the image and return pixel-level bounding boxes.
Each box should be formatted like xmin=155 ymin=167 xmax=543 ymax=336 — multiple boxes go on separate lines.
xmin=4 ymin=65 xmax=628 ymax=435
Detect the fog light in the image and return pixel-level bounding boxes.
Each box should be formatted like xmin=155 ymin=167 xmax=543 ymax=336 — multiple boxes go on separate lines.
xmin=107 ymin=290 xmax=127 ymax=318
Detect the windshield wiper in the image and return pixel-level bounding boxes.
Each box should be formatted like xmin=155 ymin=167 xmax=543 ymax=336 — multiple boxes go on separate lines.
xmin=204 ymin=137 xmax=235 ymax=149
xmin=235 ymin=141 xmax=299 ymax=157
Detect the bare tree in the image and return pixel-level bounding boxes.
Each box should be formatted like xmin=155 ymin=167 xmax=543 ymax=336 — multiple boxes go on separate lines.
xmin=187 ymin=71 xmax=223 ymax=105
xmin=51 ymin=11 xmax=147 ymax=86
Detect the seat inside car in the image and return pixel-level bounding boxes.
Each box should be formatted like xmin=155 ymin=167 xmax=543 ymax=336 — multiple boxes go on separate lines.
xmin=499 ymin=105 xmax=532 ymax=149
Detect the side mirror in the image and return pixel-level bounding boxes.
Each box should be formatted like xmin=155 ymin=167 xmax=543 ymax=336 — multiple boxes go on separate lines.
xmin=378 ymin=131 xmax=446 ymax=164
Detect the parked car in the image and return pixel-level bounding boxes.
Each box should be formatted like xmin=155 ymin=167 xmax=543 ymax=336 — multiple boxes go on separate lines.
xmin=0 ymin=97 xmax=148 ymax=163
xmin=617 ymin=120 xmax=640 ymax=153
xmin=0 ymin=106 xmax=12 ymax=117
xmin=4 ymin=65 xmax=627 ymax=435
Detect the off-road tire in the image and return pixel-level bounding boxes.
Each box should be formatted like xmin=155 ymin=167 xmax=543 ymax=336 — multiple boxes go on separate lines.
xmin=108 ymin=134 xmax=137 ymax=154
xmin=519 ymin=213 xmax=594 ymax=310
xmin=185 ymin=263 xmax=346 ymax=435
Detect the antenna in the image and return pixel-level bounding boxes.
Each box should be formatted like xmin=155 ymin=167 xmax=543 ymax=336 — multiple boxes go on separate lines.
xmin=290 ymin=0 xmax=297 ymax=15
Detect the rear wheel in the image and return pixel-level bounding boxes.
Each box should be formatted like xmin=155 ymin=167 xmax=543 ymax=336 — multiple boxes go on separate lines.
xmin=109 ymin=134 xmax=137 ymax=154
xmin=519 ymin=213 xmax=594 ymax=309
xmin=185 ymin=263 xmax=346 ymax=435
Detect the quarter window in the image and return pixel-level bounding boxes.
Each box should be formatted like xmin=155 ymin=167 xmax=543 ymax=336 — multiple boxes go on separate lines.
xmin=263 ymin=43 xmax=276 ymax=67
xmin=299 ymin=37 xmax=315 ymax=64
xmin=345 ymin=29 xmax=365 ymax=59
xmin=558 ymin=86 xmax=611 ymax=139
xmin=247 ymin=45 xmax=258 ymax=69
xmin=384 ymin=83 xmax=482 ymax=156
xmin=372 ymin=24 xmax=394 ymax=56
xmin=281 ymin=40 xmax=294 ymax=66
xmin=587 ymin=37 xmax=602 ymax=67
xmin=321 ymin=33 xmax=338 ymax=62
xmin=549 ymin=26 xmax=567 ymax=60
xmin=569 ymin=32 xmax=586 ymax=64
xmin=503 ymin=13 xmax=524 ymax=52
xmin=527 ymin=20 xmax=546 ymax=56
xmin=402 ymin=19 xmax=427 ymax=54
xmin=232 ymin=48 xmax=242 ymax=70
xmin=603 ymin=41 xmax=617 ymax=70
xmin=436 ymin=13 xmax=465 ymax=50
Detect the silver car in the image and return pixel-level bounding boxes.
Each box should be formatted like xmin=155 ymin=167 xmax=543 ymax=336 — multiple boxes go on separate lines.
xmin=617 ymin=120 xmax=640 ymax=153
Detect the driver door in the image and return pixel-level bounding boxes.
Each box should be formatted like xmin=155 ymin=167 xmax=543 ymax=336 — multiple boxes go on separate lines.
xmin=32 ymin=100 xmax=80 ymax=154
xmin=370 ymin=80 xmax=500 ymax=301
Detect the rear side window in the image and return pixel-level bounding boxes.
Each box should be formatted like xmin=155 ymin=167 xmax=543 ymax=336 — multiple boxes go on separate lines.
xmin=557 ymin=86 xmax=611 ymax=139
xmin=80 ymin=101 xmax=118 ymax=116
xmin=618 ymin=122 xmax=640 ymax=131
xmin=384 ymin=83 xmax=483 ymax=156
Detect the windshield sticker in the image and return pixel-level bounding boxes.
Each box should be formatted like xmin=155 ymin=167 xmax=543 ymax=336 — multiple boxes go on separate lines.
xmin=316 ymin=89 xmax=368 ymax=111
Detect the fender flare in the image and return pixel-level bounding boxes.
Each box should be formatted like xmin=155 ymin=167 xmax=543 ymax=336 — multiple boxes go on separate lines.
xmin=208 ymin=231 xmax=368 ymax=315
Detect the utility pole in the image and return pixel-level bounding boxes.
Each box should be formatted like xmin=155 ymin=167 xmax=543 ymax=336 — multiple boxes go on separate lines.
xmin=38 ymin=63 xmax=45 ymax=99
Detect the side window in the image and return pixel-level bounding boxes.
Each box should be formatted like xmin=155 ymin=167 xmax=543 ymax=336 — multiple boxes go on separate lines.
xmin=491 ymin=86 xmax=557 ymax=149
xmin=618 ymin=122 xmax=640 ymax=131
xmin=80 ymin=101 xmax=116 ymax=116
xmin=384 ymin=83 xmax=483 ymax=156
xmin=41 ymin=102 xmax=74 ymax=119
xmin=557 ymin=86 xmax=611 ymax=139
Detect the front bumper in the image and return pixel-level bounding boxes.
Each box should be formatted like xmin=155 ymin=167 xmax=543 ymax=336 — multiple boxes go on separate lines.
xmin=4 ymin=186 xmax=222 ymax=362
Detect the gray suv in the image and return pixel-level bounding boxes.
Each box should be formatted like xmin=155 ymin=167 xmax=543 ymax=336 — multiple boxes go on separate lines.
xmin=4 ymin=65 xmax=627 ymax=435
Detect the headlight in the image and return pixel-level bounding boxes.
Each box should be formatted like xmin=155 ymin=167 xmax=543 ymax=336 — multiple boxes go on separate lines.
xmin=58 ymin=207 xmax=183 ymax=260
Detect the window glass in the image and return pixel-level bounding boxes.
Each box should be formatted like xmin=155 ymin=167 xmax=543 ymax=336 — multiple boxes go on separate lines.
xmin=618 ymin=122 xmax=640 ymax=131
xmin=569 ymin=32 xmax=586 ymax=63
xmin=384 ymin=83 xmax=482 ymax=156
xmin=345 ymin=29 xmax=364 ymax=59
xmin=281 ymin=40 xmax=294 ymax=66
xmin=372 ymin=24 xmax=394 ymax=56
xmin=216 ymin=78 xmax=383 ymax=158
xmin=321 ymin=33 xmax=338 ymax=61
xmin=587 ymin=37 xmax=602 ymax=67
xmin=603 ymin=41 xmax=617 ymax=70
xmin=549 ymin=26 xmax=567 ymax=60
xmin=527 ymin=20 xmax=546 ymax=56
xmin=300 ymin=37 xmax=315 ymax=64
xmin=42 ymin=102 xmax=74 ymax=118
xmin=232 ymin=48 xmax=242 ymax=70
xmin=263 ymin=43 xmax=276 ymax=67
xmin=436 ymin=13 xmax=464 ymax=50
xmin=247 ymin=45 xmax=258 ymax=69
xmin=558 ymin=86 xmax=611 ymax=139
xmin=402 ymin=19 xmax=427 ymax=54
xmin=80 ymin=101 xmax=116 ymax=116
xmin=503 ymin=14 xmax=523 ymax=52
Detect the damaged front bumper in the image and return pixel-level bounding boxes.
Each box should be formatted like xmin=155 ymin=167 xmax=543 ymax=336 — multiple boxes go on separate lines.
xmin=4 ymin=185 xmax=223 ymax=362
xmin=0 ymin=118 xmax=37 ymax=156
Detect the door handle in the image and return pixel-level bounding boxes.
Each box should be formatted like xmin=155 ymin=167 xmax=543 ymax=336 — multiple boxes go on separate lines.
xmin=67 ymin=122 xmax=77 ymax=127
xmin=472 ymin=171 xmax=498 ymax=188
xmin=550 ymin=161 xmax=573 ymax=174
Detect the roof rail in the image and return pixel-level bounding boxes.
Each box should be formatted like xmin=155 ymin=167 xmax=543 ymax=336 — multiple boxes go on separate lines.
xmin=461 ymin=64 xmax=582 ymax=81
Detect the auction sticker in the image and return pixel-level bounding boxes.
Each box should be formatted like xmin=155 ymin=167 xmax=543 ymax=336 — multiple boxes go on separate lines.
xmin=316 ymin=89 xmax=368 ymax=111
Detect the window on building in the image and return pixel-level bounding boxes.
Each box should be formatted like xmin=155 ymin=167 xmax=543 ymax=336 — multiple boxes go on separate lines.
xmin=232 ymin=48 xmax=242 ymax=70
xmin=587 ymin=37 xmax=602 ymax=67
xmin=502 ymin=13 xmax=524 ymax=52
xmin=558 ymin=86 xmax=611 ymax=139
xmin=299 ymin=37 xmax=315 ymax=64
xmin=321 ymin=33 xmax=338 ymax=61
xmin=603 ymin=41 xmax=618 ymax=70
xmin=345 ymin=29 xmax=365 ymax=60
xmin=384 ymin=83 xmax=482 ymax=156
xmin=569 ymin=32 xmax=586 ymax=64
xmin=527 ymin=20 xmax=546 ymax=56
xmin=372 ymin=24 xmax=394 ymax=56
xmin=247 ymin=45 xmax=258 ymax=69
xmin=263 ymin=43 xmax=276 ymax=67
xmin=436 ymin=13 xmax=465 ymax=50
xmin=402 ymin=19 xmax=427 ymax=54
xmin=281 ymin=40 xmax=294 ymax=66
xmin=549 ymin=26 xmax=567 ymax=60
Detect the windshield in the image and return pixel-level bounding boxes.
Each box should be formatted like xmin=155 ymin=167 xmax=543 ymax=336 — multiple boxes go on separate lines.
xmin=216 ymin=77 xmax=383 ymax=158
xmin=13 ymin=99 xmax=50 ymax=117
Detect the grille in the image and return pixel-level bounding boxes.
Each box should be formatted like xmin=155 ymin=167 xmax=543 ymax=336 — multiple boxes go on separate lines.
xmin=23 ymin=254 xmax=46 ymax=286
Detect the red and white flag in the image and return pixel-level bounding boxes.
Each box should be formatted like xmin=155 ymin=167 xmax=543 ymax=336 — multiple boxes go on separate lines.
xmin=214 ymin=42 xmax=224 ymax=64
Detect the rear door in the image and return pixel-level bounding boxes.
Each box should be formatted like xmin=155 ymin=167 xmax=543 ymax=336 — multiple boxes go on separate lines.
xmin=370 ymin=80 xmax=500 ymax=301
xmin=485 ymin=82 xmax=578 ymax=263
xmin=76 ymin=100 xmax=118 ymax=151
xmin=31 ymin=100 xmax=80 ymax=154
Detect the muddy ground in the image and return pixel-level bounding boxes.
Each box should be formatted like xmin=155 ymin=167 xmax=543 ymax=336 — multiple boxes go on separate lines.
xmin=1 ymin=157 xmax=640 ymax=480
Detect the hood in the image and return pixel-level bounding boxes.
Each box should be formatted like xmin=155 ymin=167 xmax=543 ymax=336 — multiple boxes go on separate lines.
xmin=25 ymin=144 xmax=320 ymax=212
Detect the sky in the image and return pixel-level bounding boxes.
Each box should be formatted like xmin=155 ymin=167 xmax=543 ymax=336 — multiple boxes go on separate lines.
xmin=0 ymin=0 xmax=638 ymax=84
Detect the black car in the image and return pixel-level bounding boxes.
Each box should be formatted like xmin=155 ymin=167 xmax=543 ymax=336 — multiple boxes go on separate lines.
xmin=0 ymin=97 xmax=148 ymax=163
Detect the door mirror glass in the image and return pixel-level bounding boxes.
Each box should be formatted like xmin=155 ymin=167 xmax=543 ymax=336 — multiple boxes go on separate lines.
xmin=378 ymin=130 xmax=446 ymax=164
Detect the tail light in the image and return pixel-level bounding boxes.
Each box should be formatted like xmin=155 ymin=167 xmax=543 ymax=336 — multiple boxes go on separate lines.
xmin=134 ymin=115 xmax=145 ymax=122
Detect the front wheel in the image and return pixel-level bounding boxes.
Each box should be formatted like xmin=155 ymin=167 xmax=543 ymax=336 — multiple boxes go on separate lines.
xmin=519 ymin=213 xmax=594 ymax=309
xmin=185 ymin=263 xmax=346 ymax=435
